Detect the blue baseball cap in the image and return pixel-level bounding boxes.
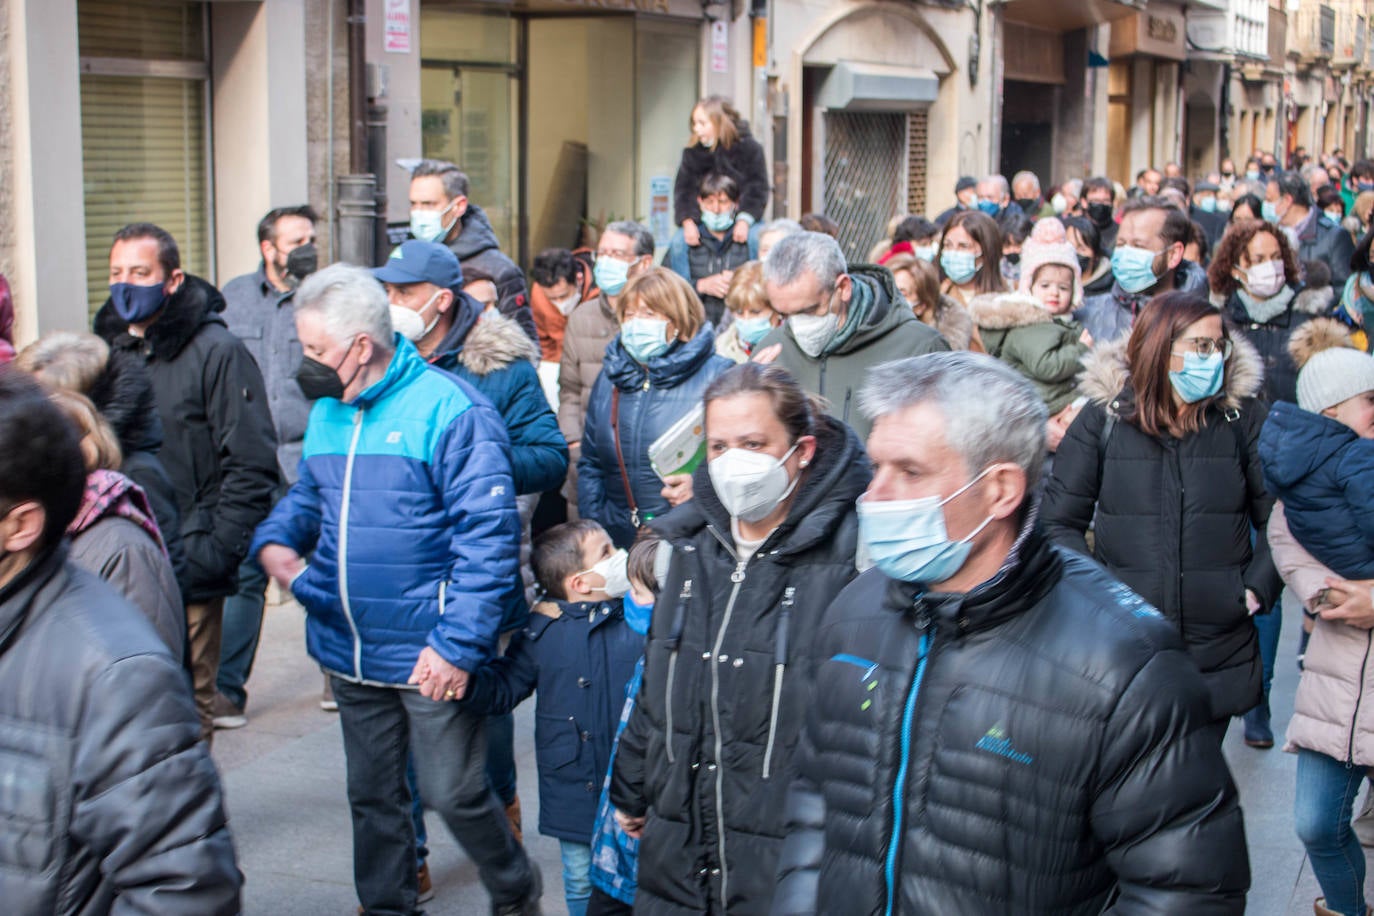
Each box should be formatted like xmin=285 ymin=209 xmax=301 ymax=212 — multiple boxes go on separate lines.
xmin=372 ymin=240 xmax=463 ymax=288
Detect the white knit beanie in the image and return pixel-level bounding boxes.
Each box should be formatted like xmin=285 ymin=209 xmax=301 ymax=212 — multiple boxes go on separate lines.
xmin=1297 ymin=346 xmax=1374 ymax=412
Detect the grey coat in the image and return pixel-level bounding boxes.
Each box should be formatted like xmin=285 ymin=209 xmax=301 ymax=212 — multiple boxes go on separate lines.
xmin=69 ymin=516 xmax=186 ymax=663
xmin=0 ymin=546 xmax=240 ymax=913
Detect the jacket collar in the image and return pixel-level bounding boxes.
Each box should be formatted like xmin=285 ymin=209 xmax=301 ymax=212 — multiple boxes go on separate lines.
xmin=431 ymin=295 xmax=538 ymax=376
xmin=526 ymin=598 xmax=617 ymax=638
xmin=93 ymin=274 xmax=228 ymax=361
xmin=0 ymin=543 xmax=67 ymax=658
xmin=450 ymin=204 xmax=501 ymax=260
xmin=351 ymin=336 xmax=429 ymax=408
xmin=1076 ymin=329 xmax=1264 ymax=415
xmin=968 ymin=291 xmax=1055 ymax=330
xmin=603 ymin=322 xmax=720 ymax=391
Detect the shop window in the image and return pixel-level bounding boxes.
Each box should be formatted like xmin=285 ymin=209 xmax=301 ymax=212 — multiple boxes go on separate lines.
xmin=78 ymin=0 xmax=210 ymax=316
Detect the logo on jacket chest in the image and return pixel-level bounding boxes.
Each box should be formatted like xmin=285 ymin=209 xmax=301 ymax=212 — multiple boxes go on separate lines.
xmin=974 ymin=723 xmax=1034 ymax=765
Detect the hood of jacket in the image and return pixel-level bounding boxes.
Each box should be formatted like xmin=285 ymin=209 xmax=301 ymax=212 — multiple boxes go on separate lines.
xmin=967 ymin=290 xmax=1057 ymax=330
xmin=823 ymin=264 xmax=914 ymax=357
xmin=87 ymin=344 xmax=164 ymax=455
xmin=1288 ymin=316 xmax=1355 ymax=369
xmin=66 ymin=469 xmax=165 ymax=551
xmin=653 ymin=413 xmax=870 ymax=558
xmin=451 ymin=204 xmax=503 ymax=261
xmin=93 ymin=274 xmax=228 ymax=362
xmin=1258 ymin=399 xmax=1356 ymax=492
xmin=430 ymin=291 xmax=537 ymax=375
xmin=1077 ymin=330 xmax=1263 ymax=415
xmin=602 ymin=322 xmax=721 ymax=391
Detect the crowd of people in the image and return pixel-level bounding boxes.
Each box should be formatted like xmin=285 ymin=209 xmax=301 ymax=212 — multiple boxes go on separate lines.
xmin=9 ymin=93 xmax=1374 ymax=915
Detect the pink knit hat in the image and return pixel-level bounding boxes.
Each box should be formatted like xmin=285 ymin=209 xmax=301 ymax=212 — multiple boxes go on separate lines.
xmin=1016 ymin=218 xmax=1083 ymax=306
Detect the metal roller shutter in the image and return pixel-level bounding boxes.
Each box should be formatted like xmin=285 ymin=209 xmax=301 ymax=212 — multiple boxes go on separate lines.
xmin=822 ymin=111 xmax=906 ymax=265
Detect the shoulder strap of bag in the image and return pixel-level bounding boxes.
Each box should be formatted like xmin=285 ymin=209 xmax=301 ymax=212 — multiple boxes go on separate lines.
xmin=1097 ymin=410 xmax=1117 ymax=481
xmin=610 ymin=388 xmax=640 ymax=528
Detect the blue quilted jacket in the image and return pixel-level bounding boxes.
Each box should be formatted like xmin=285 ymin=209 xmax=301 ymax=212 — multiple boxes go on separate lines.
xmin=578 ymin=324 xmax=732 ymax=547
xmin=251 ymin=335 xmax=523 ymax=684
xmin=1259 ymin=399 xmax=1374 ymax=580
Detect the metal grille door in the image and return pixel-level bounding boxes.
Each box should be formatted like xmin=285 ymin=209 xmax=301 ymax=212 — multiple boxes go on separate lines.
xmin=823 ymin=111 xmax=906 ymax=263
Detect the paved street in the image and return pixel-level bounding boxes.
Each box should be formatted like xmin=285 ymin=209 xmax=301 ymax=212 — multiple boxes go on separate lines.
xmin=218 ymin=593 xmax=1338 ymax=915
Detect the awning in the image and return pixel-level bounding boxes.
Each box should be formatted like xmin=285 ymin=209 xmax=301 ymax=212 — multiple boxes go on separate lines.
xmin=816 ymin=61 xmax=939 ymax=112
xmin=1001 ymin=0 xmax=1147 ymax=32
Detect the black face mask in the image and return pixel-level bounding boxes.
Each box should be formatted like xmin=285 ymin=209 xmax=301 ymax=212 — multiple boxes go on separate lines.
xmin=1015 ymin=197 xmax=1040 ymax=216
xmin=1004 ymin=252 xmax=1021 ymax=266
xmin=1078 ymin=254 xmax=1094 ymax=274
xmin=285 ymin=244 xmax=319 ymax=286
xmin=296 ymin=337 xmax=360 ymax=401
xmin=1086 ymin=202 xmax=1113 ymax=228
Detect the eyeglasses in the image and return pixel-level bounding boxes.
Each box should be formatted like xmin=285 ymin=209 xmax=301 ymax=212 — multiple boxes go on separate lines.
xmin=1172 ymin=337 xmax=1233 ymax=359
xmin=596 ymin=249 xmax=638 ymax=262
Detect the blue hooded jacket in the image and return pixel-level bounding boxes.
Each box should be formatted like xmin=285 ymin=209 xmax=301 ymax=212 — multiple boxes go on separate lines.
xmin=577 ymin=324 xmax=733 ymax=548
xmin=252 ymin=336 xmax=523 ymax=684
xmin=1259 ymin=399 xmax=1374 ymax=580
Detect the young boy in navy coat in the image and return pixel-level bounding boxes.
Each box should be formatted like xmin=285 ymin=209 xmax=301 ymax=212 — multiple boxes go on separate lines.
xmin=462 ymin=520 xmax=645 ymax=916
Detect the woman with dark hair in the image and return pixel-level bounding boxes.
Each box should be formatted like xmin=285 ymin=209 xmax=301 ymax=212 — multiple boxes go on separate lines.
xmin=1230 ymin=193 xmax=1266 ymax=223
xmin=884 ymin=253 xmax=978 ymax=350
xmin=1043 ymin=292 xmax=1281 ymax=741
xmin=610 ymin=361 xmax=869 ymax=914
xmin=1063 ymin=215 xmax=1113 ymax=296
xmin=1317 ymin=184 xmax=1347 ymax=224
xmin=938 ymin=210 xmax=1006 ymax=307
xmin=674 ymin=96 xmax=770 ymax=248
xmin=1210 ymin=218 xmax=1332 ymax=404
xmin=1336 ymin=224 xmax=1374 ymax=352
xmin=997 ymin=208 xmax=1034 ymax=287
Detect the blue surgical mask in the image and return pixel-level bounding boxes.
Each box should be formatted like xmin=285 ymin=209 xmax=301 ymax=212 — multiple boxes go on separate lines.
xmin=1197 ymin=197 xmax=1218 ymax=213
xmin=976 ymin=200 xmax=1000 ymax=217
xmin=1168 ymin=350 xmax=1225 ymax=403
xmin=1110 ymin=245 xmax=1163 ymax=294
xmin=701 ymin=209 xmax=736 ymax=234
xmin=109 ymin=281 xmax=169 ymax=323
xmin=623 ymin=592 xmax=653 ymax=636
xmin=594 ymin=257 xmax=633 ymax=296
xmin=1246 ymin=169 xmax=1262 ymax=181
xmin=621 ymin=317 xmax=670 ymax=363
xmin=857 ymin=467 xmax=995 ymax=584
xmin=913 ymin=245 xmax=938 ymax=263
xmin=409 ymin=201 xmax=459 ymax=243
xmin=1261 ymin=200 xmax=1279 ymax=223
xmin=940 ymin=250 xmax=979 ymax=285
xmin=734 ymin=315 xmax=773 ymax=347
xmin=1359 ymin=181 xmax=1374 ymax=192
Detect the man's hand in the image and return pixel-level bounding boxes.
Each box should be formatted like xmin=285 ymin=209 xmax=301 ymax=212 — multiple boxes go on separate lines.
xmin=683 ymin=221 xmax=701 ymax=247
xmin=1245 ymin=589 xmax=1262 ymax=616
xmin=260 ymin=544 xmax=305 ymax=590
xmin=661 ymin=473 xmax=694 ymax=507
xmin=615 ymin=809 xmax=646 ymax=839
xmin=1045 ymin=418 xmax=1067 ymax=454
xmin=696 ymin=273 xmax=732 ymax=300
xmin=731 ymin=219 xmax=751 ymax=245
xmin=1319 ymin=577 xmax=1374 ymax=629
xmin=408 ymin=646 xmax=471 ymax=701
xmin=1079 ymin=327 xmax=1094 ymax=347
xmin=751 ymin=343 xmax=782 ymax=365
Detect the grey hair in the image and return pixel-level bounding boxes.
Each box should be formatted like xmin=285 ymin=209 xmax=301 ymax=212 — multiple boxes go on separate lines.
xmin=411 ymin=159 xmax=470 ymax=199
xmin=860 ymin=352 xmax=1048 ymax=493
xmin=604 ymin=220 xmax=656 ymax=257
xmin=296 ymin=263 xmax=394 ymax=352
xmin=759 ymin=218 xmax=804 ymax=240
xmin=763 ymin=231 xmax=846 ymax=292
xmin=1011 ymin=171 xmax=1041 ymax=195
xmin=1061 ymin=178 xmax=1083 ymax=197
xmin=979 ymin=174 xmax=1010 ymax=197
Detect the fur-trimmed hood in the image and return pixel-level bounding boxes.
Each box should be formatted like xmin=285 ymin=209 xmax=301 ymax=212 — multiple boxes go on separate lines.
xmin=968 ymin=291 xmax=1057 ymax=330
xmin=455 ymin=310 xmax=538 ymax=376
xmin=1288 ymin=316 xmax=1355 ymax=370
xmin=1294 ymin=284 xmax=1335 ymax=317
xmin=1077 ymin=331 xmax=1264 ymax=415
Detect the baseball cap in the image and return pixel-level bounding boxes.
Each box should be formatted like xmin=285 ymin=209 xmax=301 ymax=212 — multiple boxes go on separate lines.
xmin=372 ymin=240 xmax=463 ymax=288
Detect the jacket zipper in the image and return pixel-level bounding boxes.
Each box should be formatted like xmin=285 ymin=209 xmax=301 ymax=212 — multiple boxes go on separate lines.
xmin=664 ymin=574 xmax=692 ymax=764
xmin=339 ymin=410 xmax=365 ymax=680
xmin=707 ymin=553 xmax=749 ymax=912
xmin=1349 ymin=630 xmax=1373 ymax=764
xmin=885 ymin=606 xmax=933 ymax=916
xmin=762 ymin=586 xmax=795 ymax=779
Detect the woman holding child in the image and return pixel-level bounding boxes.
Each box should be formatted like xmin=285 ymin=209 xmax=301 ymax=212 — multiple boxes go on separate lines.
xmin=609 ymin=362 xmax=870 ymax=915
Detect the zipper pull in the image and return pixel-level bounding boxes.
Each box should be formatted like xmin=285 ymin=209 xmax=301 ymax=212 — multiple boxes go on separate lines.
xmin=730 ymin=559 xmax=747 ymax=583
xmin=914 ymin=598 xmax=932 ymax=632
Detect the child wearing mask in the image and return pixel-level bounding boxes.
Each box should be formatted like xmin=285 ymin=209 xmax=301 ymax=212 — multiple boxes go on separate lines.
xmin=969 ymin=218 xmax=1092 ymax=439
xmin=461 ymin=520 xmax=646 ymax=916
xmin=714 ymin=261 xmax=780 ymax=363
xmin=666 ymin=173 xmax=758 ymax=326
xmin=587 ymin=534 xmax=663 ymax=916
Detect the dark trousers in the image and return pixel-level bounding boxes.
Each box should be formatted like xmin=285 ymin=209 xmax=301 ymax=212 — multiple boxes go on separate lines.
xmin=333 ymin=676 xmax=535 ymax=915
xmin=587 ymin=888 xmax=634 ymax=916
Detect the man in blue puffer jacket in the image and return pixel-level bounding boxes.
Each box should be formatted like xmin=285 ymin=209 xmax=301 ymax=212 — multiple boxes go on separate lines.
xmin=252 ymin=264 xmax=542 ymax=916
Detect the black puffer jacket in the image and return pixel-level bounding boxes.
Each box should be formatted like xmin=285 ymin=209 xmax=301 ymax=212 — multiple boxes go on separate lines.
xmin=610 ymin=415 xmax=870 ymax=915
xmin=772 ymin=525 xmax=1249 ymax=915
xmin=94 ymin=275 xmax=279 ymax=603
xmin=1221 ymin=283 xmax=1333 ymax=404
xmin=0 ymin=545 xmax=240 ymax=913
xmin=673 ymin=123 xmax=771 ymax=226
xmin=1042 ymin=336 xmax=1282 ymax=718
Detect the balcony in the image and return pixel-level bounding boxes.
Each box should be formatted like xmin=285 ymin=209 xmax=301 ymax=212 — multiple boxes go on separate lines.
xmin=1291 ymin=2 xmax=1337 ymax=63
xmin=1186 ymin=0 xmax=1271 ymax=61
xmin=1331 ymin=3 xmax=1366 ymax=68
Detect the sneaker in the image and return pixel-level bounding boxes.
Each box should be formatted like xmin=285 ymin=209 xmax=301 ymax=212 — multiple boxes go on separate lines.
xmin=491 ymin=863 xmax=542 ymax=916
xmin=417 ymin=862 xmax=435 ymax=904
xmin=321 ymin=676 xmax=338 ymax=712
xmin=210 ymin=693 xmax=247 ymax=730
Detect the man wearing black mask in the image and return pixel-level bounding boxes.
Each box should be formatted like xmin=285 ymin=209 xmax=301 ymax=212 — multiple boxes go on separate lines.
xmin=217 ymin=205 xmax=321 ymax=728
xmin=1081 ymin=176 xmax=1119 ymax=250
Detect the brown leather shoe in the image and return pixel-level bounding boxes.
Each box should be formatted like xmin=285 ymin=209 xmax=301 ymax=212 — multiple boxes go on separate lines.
xmin=417 ymin=862 xmax=434 ymax=903
xmin=505 ymin=794 xmax=524 ymax=845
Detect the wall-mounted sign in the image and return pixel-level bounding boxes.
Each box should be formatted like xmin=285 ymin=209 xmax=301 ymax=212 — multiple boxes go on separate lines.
xmin=385 ymin=0 xmax=412 ymax=54
xmin=711 ymin=20 xmax=729 ymax=74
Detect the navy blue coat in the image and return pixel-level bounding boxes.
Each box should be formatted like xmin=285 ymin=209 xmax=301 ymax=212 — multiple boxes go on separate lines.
xmin=1260 ymin=399 xmax=1374 ymax=580
xmin=578 ymin=325 xmax=733 ymax=547
xmin=463 ymin=598 xmax=644 ymax=843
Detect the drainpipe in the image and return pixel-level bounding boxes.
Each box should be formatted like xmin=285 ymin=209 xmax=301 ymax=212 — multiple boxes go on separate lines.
xmin=348 ymin=0 xmax=368 ymax=172
xmin=337 ymin=0 xmax=377 ymax=266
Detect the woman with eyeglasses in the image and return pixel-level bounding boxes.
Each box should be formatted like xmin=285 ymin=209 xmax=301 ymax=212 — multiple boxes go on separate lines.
xmin=1210 ymin=218 xmax=1334 ymax=405
xmin=1043 ymin=292 xmax=1281 ymax=746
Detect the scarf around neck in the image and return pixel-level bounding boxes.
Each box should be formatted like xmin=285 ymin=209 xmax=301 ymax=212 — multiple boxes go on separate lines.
xmin=1236 ymin=284 xmax=1296 ymax=324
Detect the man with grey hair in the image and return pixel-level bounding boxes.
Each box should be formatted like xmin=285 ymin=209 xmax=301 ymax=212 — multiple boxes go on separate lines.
xmin=975 ymin=173 xmax=1011 ymax=218
xmin=408 ymin=159 xmax=535 ymax=341
xmin=759 ymin=230 xmax=947 ymax=440
xmin=1011 ymin=170 xmax=1053 ymax=218
xmin=773 ymin=351 xmax=1249 ymax=914
xmin=757 ymin=217 xmax=804 ymax=260
xmin=252 ymin=263 xmax=542 ymax=915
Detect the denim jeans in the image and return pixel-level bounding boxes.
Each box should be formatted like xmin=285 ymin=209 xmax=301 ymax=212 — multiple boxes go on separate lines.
xmin=486 ymin=711 xmax=517 ymax=805
xmin=1294 ymin=748 xmax=1369 ymax=916
xmin=332 ymin=677 xmax=535 ymax=915
xmin=559 ymin=840 xmax=592 ymax=916
xmin=216 ymin=553 xmax=267 ymax=709
xmin=1254 ymin=598 xmax=1282 ymax=699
